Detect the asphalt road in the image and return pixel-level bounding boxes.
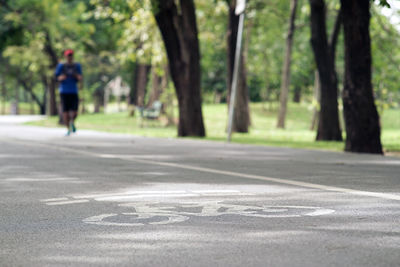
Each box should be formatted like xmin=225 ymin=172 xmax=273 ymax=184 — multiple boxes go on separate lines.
xmin=1 ymin=116 xmax=400 ymax=267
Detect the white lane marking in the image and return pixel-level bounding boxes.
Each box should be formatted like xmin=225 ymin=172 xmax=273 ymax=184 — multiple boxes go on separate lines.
xmin=306 ymin=209 xmax=336 ymax=217
xmin=46 ymin=200 xmax=90 ymax=206
xmin=4 ymin=177 xmax=78 ymax=182
xmin=41 ymin=198 xmax=69 ymax=202
xmin=192 ymin=190 xmax=240 ymax=193
xmin=105 ymin=156 xmax=400 ymax=201
xmin=73 ymin=190 xmax=188 ymax=199
xmin=136 ymin=172 xmax=167 ymax=176
xmin=95 ymin=193 xmax=199 ymax=201
xmin=94 ymin=192 xmax=253 ymax=201
xmin=74 ymin=190 xmax=247 ymax=200
xmin=4 ymin=138 xmax=400 ymax=202
xmin=41 ymin=190 xmax=254 ymax=205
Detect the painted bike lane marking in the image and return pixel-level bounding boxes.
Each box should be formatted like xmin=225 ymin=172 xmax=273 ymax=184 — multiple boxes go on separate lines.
xmin=82 ymin=202 xmax=335 ymax=227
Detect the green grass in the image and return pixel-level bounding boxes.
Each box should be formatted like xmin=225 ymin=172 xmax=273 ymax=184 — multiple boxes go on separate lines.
xmin=0 ymin=102 xmax=40 ymax=115
xmin=27 ymin=102 xmax=400 ymax=154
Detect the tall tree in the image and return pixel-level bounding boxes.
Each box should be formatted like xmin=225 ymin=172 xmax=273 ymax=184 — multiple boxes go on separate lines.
xmin=152 ymin=0 xmax=206 ymax=137
xmin=277 ymin=0 xmax=298 ymax=129
xmin=340 ymin=0 xmax=382 ymax=154
xmin=132 ymin=63 xmax=151 ymax=107
xmin=226 ymin=0 xmax=250 ymax=133
xmin=44 ymin=31 xmax=58 ymax=116
xmin=309 ymin=0 xmax=342 ymax=141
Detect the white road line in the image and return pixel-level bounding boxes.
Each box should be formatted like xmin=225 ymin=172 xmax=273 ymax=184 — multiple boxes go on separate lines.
xmin=46 ymin=200 xmax=90 ymax=206
xmin=110 ymin=157 xmax=400 ymax=201
xmin=95 ymin=193 xmax=198 ymax=201
xmin=199 ymin=192 xmax=254 ymax=196
xmin=192 ymin=190 xmax=240 ymax=193
xmin=306 ymin=209 xmax=336 ymax=216
xmin=72 ymin=190 xmax=188 ymax=199
xmin=94 ymin=192 xmax=254 ymax=202
xmin=41 ymin=198 xmax=69 ymax=202
xmin=41 ymin=191 xmax=253 ymax=205
xmin=4 ymin=138 xmax=400 ymax=202
xmin=4 ymin=177 xmax=77 ymax=182
xmin=73 ymin=190 xmax=246 ymax=200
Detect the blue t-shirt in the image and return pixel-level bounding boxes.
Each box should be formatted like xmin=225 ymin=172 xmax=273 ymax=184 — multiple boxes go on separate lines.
xmin=55 ymin=63 xmax=82 ymax=94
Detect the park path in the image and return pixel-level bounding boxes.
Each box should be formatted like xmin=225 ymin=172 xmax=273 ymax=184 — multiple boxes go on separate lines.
xmin=1 ymin=115 xmax=400 ymax=266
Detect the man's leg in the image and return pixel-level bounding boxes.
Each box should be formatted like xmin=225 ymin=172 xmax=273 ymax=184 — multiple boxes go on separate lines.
xmin=63 ymin=112 xmax=71 ymax=135
xmin=70 ymin=94 xmax=79 ymax=133
xmin=60 ymin=94 xmax=71 ymax=135
xmin=70 ymin=111 xmax=77 ymax=133
xmin=71 ymin=111 xmax=78 ymax=121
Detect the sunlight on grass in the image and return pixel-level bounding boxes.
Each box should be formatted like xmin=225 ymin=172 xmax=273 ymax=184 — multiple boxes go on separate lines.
xmin=28 ymin=102 xmax=400 ymax=153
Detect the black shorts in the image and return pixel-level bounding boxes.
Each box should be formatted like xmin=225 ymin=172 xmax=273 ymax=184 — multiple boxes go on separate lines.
xmin=60 ymin=93 xmax=79 ymax=112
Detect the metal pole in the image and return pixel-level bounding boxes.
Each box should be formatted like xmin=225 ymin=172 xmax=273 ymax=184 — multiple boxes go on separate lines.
xmin=227 ymin=12 xmax=245 ymax=142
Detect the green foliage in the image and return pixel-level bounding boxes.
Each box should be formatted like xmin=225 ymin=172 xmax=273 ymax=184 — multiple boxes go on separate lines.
xmin=1 ymin=0 xmax=400 ymax=146
xmin=197 ymin=0 xmax=228 ymax=99
xmin=1 ymin=0 xmax=95 ymax=88
xmin=371 ymin=5 xmax=400 ymax=110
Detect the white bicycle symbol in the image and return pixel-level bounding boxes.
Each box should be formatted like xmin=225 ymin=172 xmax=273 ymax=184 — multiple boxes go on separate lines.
xmin=83 ymin=202 xmax=335 ymax=226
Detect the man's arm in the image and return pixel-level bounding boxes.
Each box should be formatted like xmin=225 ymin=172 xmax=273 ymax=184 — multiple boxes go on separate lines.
xmin=55 ymin=64 xmax=67 ymax=81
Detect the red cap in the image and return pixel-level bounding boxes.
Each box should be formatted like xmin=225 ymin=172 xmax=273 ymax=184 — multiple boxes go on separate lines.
xmin=64 ymin=49 xmax=74 ymax=56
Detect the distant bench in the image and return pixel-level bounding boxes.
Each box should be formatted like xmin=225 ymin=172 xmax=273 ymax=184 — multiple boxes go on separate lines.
xmin=136 ymin=101 xmax=163 ymax=126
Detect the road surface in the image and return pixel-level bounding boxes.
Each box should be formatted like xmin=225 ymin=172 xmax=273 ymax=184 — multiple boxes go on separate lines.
xmin=1 ymin=116 xmax=399 ymax=266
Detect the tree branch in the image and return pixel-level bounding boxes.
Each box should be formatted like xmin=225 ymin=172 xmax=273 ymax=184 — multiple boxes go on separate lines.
xmin=44 ymin=31 xmax=59 ymax=68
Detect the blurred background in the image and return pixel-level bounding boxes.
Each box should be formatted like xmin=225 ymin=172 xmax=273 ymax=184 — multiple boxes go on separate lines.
xmin=0 ymin=0 xmax=399 ymax=153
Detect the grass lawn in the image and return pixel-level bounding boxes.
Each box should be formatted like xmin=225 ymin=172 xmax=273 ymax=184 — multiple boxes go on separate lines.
xmin=1 ymin=102 xmax=40 ymax=115
xmin=27 ymin=102 xmax=400 ymax=154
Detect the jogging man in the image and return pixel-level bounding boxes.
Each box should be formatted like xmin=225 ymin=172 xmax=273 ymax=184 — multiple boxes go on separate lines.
xmin=55 ymin=49 xmax=82 ymax=136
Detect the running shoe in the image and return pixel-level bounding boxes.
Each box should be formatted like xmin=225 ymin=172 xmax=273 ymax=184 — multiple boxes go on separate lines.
xmin=70 ymin=121 xmax=77 ymax=133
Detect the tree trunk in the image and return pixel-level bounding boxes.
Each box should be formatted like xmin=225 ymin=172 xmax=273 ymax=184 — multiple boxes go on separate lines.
xmin=340 ymin=0 xmax=382 ymax=154
xmin=147 ymin=66 xmax=166 ymax=107
xmin=133 ymin=64 xmax=151 ymax=107
xmin=309 ymin=0 xmax=342 ymax=141
xmin=103 ymin=86 xmax=110 ymax=113
xmin=277 ymin=0 xmax=298 ymax=129
xmin=227 ymin=0 xmax=250 ymax=133
xmin=48 ymin=77 xmax=58 ymax=115
xmin=94 ymin=88 xmax=102 ymax=113
xmin=13 ymin=83 xmax=19 ymax=115
xmin=20 ymin=79 xmax=45 ymax=115
xmin=153 ymin=0 xmax=205 ymax=137
xmin=42 ymin=81 xmax=47 ymax=115
xmin=44 ymin=32 xmax=59 ymax=116
xmin=23 ymin=89 xmax=28 ymax=102
xmin=293 ymin=87 xmax=301 ymax=103
xmin=310 ymin=70 xmax=321 ymax=131
xmin=29 ymin=93 xmax=34 ymax=114
xmin=1 ymin=77 xmax=6 ymax=115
